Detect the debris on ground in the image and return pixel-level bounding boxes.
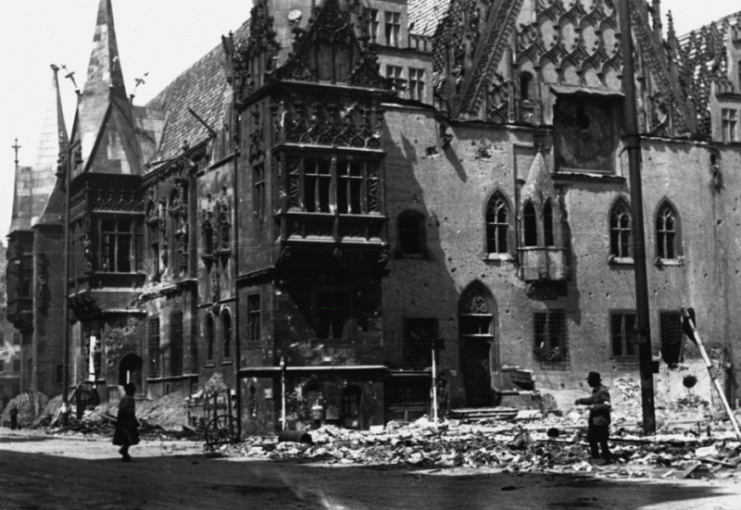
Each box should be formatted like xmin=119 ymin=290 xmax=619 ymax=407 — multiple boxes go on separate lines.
xmin=1 ymin=392 xmax=49 ymax=428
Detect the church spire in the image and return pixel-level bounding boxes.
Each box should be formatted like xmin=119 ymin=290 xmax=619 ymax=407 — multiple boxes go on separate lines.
xmin=75 ymin=0 xmax=142 ymax=175
xmin=9 ymin=65 xmax=69 ymax=232
xmin=83 ymin=0 xmax=127 ymax=100
xmin=36 ymin=66 xmax=71 ymax=227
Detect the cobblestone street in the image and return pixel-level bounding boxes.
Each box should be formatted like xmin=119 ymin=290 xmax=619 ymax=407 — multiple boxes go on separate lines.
xmin=1 ymin=430 xmax=740 ymax=510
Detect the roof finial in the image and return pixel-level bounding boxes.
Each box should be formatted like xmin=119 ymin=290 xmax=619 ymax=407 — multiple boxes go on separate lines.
xmin=12 ymin=138 xmax=21 ymax=169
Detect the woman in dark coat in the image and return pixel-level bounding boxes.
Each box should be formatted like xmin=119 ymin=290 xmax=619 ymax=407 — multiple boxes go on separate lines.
xmin=113 ymin=383 xmax=140 ymax=461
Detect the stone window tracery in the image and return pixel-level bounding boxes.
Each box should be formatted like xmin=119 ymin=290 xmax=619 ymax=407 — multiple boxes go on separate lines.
xmin=485 ymin=192 xmax=510 ymax=255
xmin=610 ymin=199 xmax=632 ymax=259
xmin=655 ymin=201 xmax=680 ymax=260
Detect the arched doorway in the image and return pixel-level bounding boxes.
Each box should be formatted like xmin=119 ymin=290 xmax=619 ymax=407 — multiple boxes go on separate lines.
xmin=459 ymin=282 xmax=498 ymax=407
xmin=118 ymin=353 xmax=143 ymax=389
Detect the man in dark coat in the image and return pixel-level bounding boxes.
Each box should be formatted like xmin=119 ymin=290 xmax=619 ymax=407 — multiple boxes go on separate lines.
xmin=113 ymin=383 xmax=139 ymax=462
xmin=575 ymin=371 xmax=612 ymax=463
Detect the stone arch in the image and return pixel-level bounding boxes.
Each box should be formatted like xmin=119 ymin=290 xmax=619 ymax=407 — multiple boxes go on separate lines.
xmin=118 ymin=352 xmax=143 ymax=388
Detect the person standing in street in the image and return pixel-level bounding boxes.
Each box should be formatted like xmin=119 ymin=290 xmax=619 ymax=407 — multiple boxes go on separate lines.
xmin=113 ymin=383 xmax=140 ymax=462
xmin=575 ymin=371 xmax=612 ymax=464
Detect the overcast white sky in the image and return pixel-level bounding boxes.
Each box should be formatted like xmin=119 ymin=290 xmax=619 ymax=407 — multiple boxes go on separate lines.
xmin=0 ymin=0 xmax=736 ymax=237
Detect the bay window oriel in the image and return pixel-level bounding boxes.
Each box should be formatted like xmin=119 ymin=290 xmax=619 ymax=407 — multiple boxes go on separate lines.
xmin=98 ymin=216 xmax=141 ymax=273
xmin=285 ymin=154 xmax=381 ymax=215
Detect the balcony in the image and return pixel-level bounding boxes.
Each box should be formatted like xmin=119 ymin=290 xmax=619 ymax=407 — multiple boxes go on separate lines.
xmin=518 ymin=247 xmax=568 ymax=282
xmin=277 ymin=211 xmax=386 ymax=245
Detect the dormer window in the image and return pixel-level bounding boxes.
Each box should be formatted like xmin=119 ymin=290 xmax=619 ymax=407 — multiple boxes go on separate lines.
xmin=385 ymin=11 xmax=401 ymax=47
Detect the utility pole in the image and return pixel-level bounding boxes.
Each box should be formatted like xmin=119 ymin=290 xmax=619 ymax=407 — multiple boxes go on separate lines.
xmin=618 ymin=0 xmax=656 ymax=435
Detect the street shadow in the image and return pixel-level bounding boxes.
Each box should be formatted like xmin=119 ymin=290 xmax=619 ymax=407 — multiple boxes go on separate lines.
xmin=0 ymin=447 xmax=736 ymax=510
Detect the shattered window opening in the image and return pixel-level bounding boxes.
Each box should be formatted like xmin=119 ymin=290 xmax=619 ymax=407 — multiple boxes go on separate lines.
xmin=316 ymin=290 xmax=346 ymax=339
xmin=533 ymin=310 xmax=569 ymax=370
xmin=170 ymin=310 xmax=183 ymax=376
xmin=403 ymin=318 xmax=436 ymax=368
xmin=660 ymin=310 xmax=684 ymax=367
xmin=397 ymin=210 xmax=426 ymax=256
xmin=610 ymin=311 xmax=637 ymax=358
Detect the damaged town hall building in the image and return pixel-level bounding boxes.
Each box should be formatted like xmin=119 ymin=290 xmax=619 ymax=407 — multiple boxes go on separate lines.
xmin=6 ymin=0 xmax=741 ymax=433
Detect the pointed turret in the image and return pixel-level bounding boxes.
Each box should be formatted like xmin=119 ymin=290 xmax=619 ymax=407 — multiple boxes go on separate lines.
xmin=74 ymin=0 xmax=142 ymax=176
xmin=36 ymin=65 xmax=71 ymax=227
xmin=9 ymin=65 xmax=69 ymax=232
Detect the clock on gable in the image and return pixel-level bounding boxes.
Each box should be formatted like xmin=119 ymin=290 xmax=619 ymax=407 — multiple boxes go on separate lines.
xmin=554 ymin=94 xmax=619 ymax=172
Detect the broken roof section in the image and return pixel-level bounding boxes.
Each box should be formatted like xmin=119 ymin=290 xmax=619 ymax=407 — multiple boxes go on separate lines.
xmin=9 ymin=66 xmax=68 ymax=233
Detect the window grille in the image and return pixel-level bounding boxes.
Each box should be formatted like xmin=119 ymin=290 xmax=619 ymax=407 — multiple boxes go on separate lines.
xmin=660 ymin=310 xmax=683 ymax=366
xmin=533 ymin=310 xmax=569 ymax=370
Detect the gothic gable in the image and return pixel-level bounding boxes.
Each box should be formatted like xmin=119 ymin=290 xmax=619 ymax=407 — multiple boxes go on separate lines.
xmin=279 ymin=0 xmax=387 ymax=89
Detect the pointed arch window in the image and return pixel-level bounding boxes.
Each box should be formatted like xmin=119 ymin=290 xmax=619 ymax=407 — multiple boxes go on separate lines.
xmin=486 ymin=192 xmax=510 ymax=255
xmin=520 ymin=71 xmax=534 ymax=101
xmin=222 ymin=310 xmax=232 ymax=360
xmin=205 ymin=314 xmax=215 ymax=363
xmin=523 ymin=201 xmax=538 ymax=247
xmin=656 ymin=201 xmax=679 ymax=260
xmin=543 ymin=199 xmax=554 ymax=247
xmin=610 ymin=199 xmax=632 ymax=259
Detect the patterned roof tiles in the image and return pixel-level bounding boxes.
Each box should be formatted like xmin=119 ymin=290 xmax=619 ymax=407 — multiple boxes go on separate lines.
xmin=408 ymin=0 xmax=451 ymax=36
xmin=145 ymin=20 xmax=250 ymax=164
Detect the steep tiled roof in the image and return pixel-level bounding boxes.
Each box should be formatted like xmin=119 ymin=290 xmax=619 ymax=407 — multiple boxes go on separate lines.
xmin=408 ymin=0 xmax=451 ymax=36
xmin=146 ymin=20 xmax=250 ymax=163
xmin=676 ymin=11 xmax=741 ymax=134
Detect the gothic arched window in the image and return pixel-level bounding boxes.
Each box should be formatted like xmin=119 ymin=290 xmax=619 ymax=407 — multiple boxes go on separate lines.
xmin=523 ymin=201 xmax=538 ymax=247
xmin=543 ymin=199 xmax=554 ymax=247
xmin=610 ymin=199 xmax=632 ymax=258
xmin=656 ymin=201 xmax=679 ymax=260
xmin=485 ymin=192 xmax=509 ymax=254
xmin=222 ymin=310 xmax=232 ymax=359
xmin=205 ymin=314 xmax=215 ymax=362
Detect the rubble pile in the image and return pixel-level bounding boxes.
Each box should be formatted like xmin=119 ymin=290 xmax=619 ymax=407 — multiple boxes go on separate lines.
xmin=1 ymin=392 xmax=50 ymax=428
xmin=224 ymin=415 xmax=741 ymax=479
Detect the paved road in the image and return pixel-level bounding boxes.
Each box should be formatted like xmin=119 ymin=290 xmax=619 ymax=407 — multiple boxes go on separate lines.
xmin=1 ymin=430 xmax=740 ymax=510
